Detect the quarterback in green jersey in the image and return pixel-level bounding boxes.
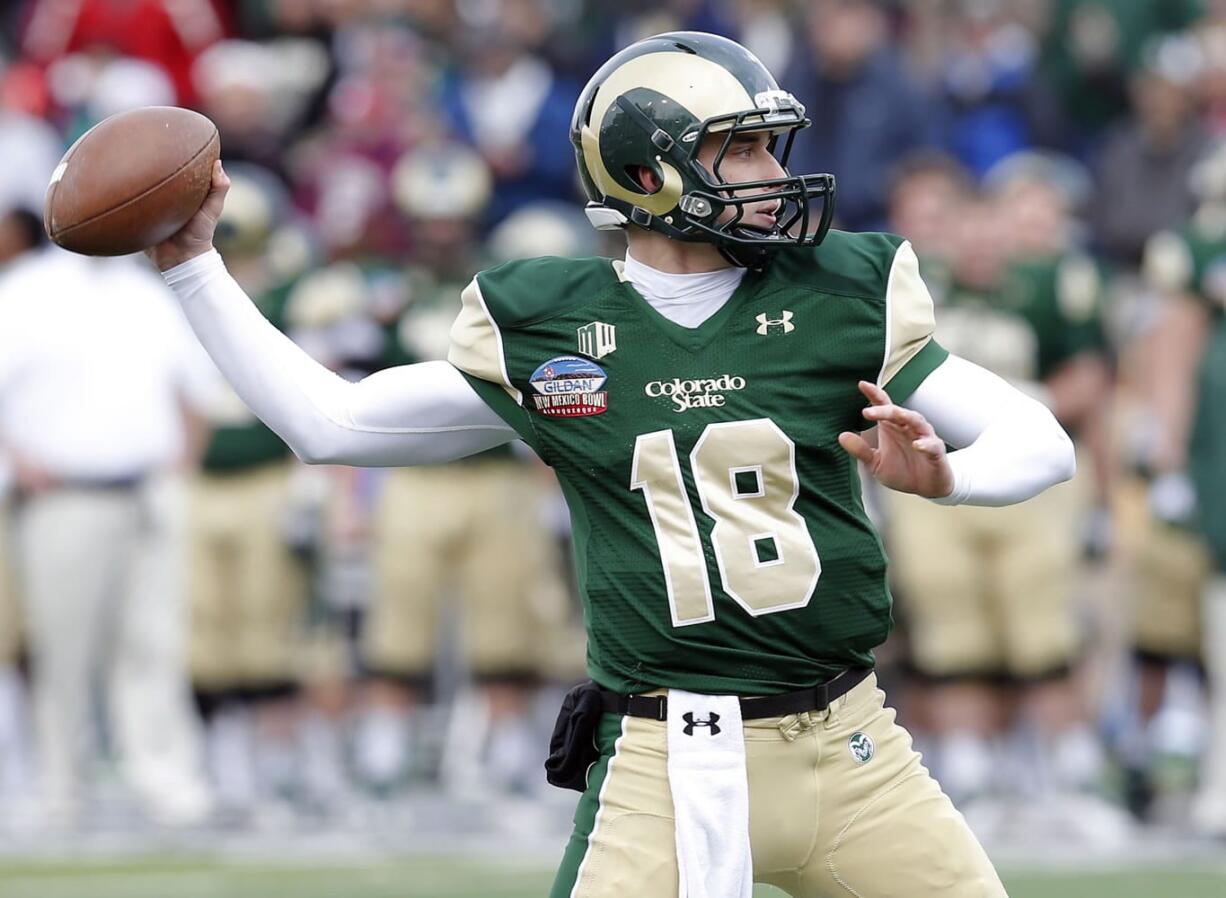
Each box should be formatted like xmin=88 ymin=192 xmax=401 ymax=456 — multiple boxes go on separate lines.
xmin=150 ymin=30 xmax=1074 ymax=898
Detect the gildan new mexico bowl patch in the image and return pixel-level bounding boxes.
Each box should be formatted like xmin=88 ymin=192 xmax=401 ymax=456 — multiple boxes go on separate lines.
xmin=530 ymin=355 xmax=609 ymax=418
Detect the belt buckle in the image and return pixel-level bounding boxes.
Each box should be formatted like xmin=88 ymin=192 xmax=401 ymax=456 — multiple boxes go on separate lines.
xmin=628 ymin=693 xmax=667 ymax=721
xmin=816 ymin=681 xmax=831 ymax=712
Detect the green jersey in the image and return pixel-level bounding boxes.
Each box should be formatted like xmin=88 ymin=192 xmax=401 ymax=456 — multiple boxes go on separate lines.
xmin=1039 ymin=0 xmax=1203 ymax=132
xmin=1145 ymin=222 xmax=1226 ymax=568
xmin=448 ymin=230 xmax=947 ymax=695
xmin=202 ymin=282 xmax=292 ymax=472
xmin=922 ymin=253 xmax=1106 ymax=388
xmin=383 ymin=266 xmax=513 ymax=463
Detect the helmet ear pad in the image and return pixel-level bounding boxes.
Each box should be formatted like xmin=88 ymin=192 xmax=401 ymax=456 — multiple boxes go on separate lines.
xmin=630 ymin=165 xmax=661 ymax=193
xmin=628 ymin=161 xmax=685 ymax=203
xmin=579 ymin=114 xmax=685 ymax=218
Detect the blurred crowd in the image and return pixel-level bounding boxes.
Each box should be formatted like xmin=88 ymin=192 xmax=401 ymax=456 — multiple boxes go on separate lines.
xmin=0 ymin=0 xmax=1225 ymax=848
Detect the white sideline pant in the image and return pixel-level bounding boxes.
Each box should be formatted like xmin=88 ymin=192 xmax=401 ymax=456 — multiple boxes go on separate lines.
xmin=15 ymin=474 xmax=209 ymax=820
xmin=1195 ymin=576 xmax=1226 ymax=832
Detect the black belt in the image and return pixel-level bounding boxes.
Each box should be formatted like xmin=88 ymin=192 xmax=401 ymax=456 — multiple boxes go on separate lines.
xmin=14 ymin=475 xmax=144 ymax=504
xmin=600 ymin=667 xmax=873 ymax=722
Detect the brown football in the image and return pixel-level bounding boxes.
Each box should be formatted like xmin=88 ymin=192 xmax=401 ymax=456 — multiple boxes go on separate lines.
xmin=44 ymin=106 xmax=220 ymax=256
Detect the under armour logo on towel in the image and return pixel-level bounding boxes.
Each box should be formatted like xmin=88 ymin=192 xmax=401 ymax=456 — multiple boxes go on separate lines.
xmin=682 ymin=711 xmax=721 ymax=736
xmin=755 ymin=311 xmax=794 ymax=335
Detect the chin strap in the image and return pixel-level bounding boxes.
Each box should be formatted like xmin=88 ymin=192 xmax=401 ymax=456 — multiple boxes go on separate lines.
xmin=717 ymin=243 xmax=770 ymax=271
xmin=717 ymin=228 xmax=787 ymax=270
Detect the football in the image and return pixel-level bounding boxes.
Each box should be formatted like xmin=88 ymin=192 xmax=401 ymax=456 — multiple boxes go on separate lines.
xmin=43 ymin=106 xmax=220 ymax=256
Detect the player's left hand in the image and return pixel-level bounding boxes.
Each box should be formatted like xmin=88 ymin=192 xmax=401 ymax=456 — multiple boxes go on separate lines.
xmin=838 ymin=381 xmax=954 ymax=499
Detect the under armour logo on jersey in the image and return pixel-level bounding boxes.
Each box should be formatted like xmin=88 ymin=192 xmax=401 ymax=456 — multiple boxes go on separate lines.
xmin=755 ymin=310 xmax=795 ymax=335
xmin=682 ymin=711 xmax=721 ymax=736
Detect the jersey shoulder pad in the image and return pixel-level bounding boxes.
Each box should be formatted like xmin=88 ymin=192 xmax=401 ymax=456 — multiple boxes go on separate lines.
xmin=1142 ymin=229 xmax=1195 ymax=293
xmin=474 ymin=255 xmax=618 ymax=328
xmin=769 ymin=229 xmax=906 ymax=299
xmin=1054 ymin=252 xmax=1104 ymax=324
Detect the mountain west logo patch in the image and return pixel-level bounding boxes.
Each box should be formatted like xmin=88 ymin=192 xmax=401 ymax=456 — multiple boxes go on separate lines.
xmin=529 ymin=356 xmax=608 ymax=418
xmin=848 ymin=731 xmax=875 ymax=764
xmin=756 ymin=310 xmax=794 ymax=335
xmin=577 ymin=321 xmax=617 ymax=359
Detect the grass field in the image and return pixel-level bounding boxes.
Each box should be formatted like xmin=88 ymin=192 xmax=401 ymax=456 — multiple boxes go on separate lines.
xmin=0 ymin=856 xmax=1223 ymax=898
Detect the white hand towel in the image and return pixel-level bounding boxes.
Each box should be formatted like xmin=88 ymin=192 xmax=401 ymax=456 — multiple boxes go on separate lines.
xmin=666 ymin=690 xmax=753 ymax=898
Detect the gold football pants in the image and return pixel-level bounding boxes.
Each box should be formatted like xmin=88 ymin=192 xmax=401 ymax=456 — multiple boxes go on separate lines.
xmin=188 ymin=463 xmax=306 ymax=690
xmin=364 ymin=461 xmax=568 ymax=679
xmin=551 ymin=673 xmax=1007 ymax=897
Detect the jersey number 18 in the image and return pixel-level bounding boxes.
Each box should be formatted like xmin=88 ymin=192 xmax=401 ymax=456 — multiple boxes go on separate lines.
xmin=630 ymin=418 xmax=822 ymax=627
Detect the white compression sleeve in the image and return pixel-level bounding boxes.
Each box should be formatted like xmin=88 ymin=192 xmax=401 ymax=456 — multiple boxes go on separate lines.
xmin=904 ymin=354 xmax=1076 ymax=506
xmin=162 ymin=250 xmax=516 ymax=466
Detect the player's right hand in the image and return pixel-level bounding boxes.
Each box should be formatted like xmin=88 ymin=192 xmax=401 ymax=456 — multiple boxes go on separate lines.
xmin=146 ymin=159 xmax=230 ymax=272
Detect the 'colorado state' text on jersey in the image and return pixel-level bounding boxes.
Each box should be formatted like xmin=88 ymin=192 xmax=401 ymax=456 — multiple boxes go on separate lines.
xmin=448 ymin=230 xmax=947 ymax=695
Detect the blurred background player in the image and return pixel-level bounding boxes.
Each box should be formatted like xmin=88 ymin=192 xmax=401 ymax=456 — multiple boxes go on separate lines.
xmin=784 ymin=0 xmax=940 ymax=232
xmin=1090 ymin=36 xmax=1211 ymax=268
xmin=1037 ymin=0 xmax=1204 ymax=154
xmin=0 ymin=451 xmax=26 ymax=802
xmin=186 ymin=164 xmax=314 ymax=823
xmin=354 ymin=144 xmax=572 ymax=799
xmin=0 ymin=213 xmax=30 ymax=805
xmin=886 ymin=154 xmax=1116 ymax=832
xmin=1139 ymin=155 xmax=1226 ymax=833
xmin=0 ymin=208 xmax=216 ymax=829
xmin=440 ymin=20 xmax=580 ymax=228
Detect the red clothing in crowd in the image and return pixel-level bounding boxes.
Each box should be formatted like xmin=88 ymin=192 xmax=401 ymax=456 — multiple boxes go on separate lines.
xmin=19 ymin=0 xmax=230 ymax=105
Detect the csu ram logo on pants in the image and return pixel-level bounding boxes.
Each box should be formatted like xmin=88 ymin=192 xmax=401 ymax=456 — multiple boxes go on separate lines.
xmin=644 ymin=374 xmax=747 ymax=412
xmin=848 ymin=731 xmax=875 ymax=764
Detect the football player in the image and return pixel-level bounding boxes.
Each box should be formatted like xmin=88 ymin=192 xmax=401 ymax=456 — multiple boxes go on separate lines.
xmin=185 ymin=166 xmax=310 ymax=816
xmin=148 ymin=32 xmax=1073 ymax=897
xmin=886 ymin=167 xmax=1113 ymax=808
xmin=357 ymin=145 xmax=572 ymax=796
xmin=1140 ymin=208 xmax=1226 ymax=835
xmin=0 ymin=454 xmax=30 ymax=800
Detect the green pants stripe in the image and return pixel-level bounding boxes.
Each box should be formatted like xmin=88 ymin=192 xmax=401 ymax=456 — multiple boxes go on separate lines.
xmin=549 ymin=715 xmax=627 ymax=898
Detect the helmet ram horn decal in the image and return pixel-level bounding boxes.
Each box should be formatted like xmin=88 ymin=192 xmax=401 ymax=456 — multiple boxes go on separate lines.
xmin=570 ymin=31 xmax=836 ymax=269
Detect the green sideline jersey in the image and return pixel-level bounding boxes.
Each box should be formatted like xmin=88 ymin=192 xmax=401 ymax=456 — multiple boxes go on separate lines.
xmin=447 ymin=230 xmax=948 ymax=695
xmin=379 ymin=266 xmax=512 ymax=463
xmin=202 ymin=283 xmax=292 ymax=472
xmin=1145 ymin=224 xmax=1226 ymax=569
xmin=921 ymin=253 xmax=1106 ymax=387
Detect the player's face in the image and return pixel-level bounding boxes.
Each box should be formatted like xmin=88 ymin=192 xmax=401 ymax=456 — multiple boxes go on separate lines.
xmin=697 ymin=131 xmax=787 ymax=230
xmin=1001 ymin=182 xmax=1068 ymax=257
xmin=890 ymin=171 xmax=963 ymax=257
xmin=952 ymin=200 xmax=1008 ymax=287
